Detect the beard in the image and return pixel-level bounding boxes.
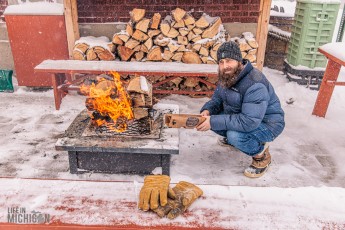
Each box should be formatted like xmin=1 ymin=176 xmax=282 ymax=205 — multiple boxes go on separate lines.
xmin=218 ymin=63 xmax=242 ymax=88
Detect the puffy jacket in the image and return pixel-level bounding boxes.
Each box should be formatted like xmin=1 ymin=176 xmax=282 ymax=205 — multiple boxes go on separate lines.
xmin=201 ymin=60 xmax=285 ymax=137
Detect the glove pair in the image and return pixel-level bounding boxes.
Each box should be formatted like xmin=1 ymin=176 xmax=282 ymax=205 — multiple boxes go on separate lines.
xmin=138 ymin=175 xmax=203 ymax=219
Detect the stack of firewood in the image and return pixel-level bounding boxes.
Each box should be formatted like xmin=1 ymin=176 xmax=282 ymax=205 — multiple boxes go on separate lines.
xmin=72 ymin=7 xmax=259 ymax=66
xmin=73 ymin=36 xmax=116 ymax=61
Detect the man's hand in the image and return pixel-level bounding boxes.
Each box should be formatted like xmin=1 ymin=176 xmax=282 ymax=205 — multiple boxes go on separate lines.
xmin=196 ymin=116 xmax=211 ymax=131
xmin=200 ymin=110 xmax=210 ymax=116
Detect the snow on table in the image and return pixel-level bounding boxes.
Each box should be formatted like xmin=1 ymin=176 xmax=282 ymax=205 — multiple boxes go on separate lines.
xmin=35 ymin=60 xmax=218 ymax=76
xmin=319 ymin=42 xmax=345 ymax=63
xmin=0 ymin=178 xmax=345 ymax=229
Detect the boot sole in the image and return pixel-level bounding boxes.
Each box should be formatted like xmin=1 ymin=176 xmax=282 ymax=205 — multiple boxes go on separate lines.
xmin=243 ymin=162 xmax=271 ymax=178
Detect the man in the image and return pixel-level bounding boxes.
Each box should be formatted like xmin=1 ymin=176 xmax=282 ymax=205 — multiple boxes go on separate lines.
xmin=196 ymin=41 xmax=285 ymax=178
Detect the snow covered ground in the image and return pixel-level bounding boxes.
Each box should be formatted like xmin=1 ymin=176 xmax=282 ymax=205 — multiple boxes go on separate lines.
xmin=1 ymin=66 xmax=345 ymax=228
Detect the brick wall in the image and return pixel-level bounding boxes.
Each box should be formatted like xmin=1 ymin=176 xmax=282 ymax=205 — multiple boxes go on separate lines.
xmin=0 ymin=0 xmax=7 ymax=21
xmin=0 ymin=0 xmax=260 ymax=23
xmin=77 ymin=0 xmax=261 ymax=23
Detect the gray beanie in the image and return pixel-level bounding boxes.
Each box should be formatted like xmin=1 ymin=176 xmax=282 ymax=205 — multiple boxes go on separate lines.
xmin=217 ymin=41 xmax=242 ymax=63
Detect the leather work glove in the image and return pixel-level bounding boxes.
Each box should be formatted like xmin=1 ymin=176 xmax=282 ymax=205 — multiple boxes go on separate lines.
xmin=138 ymin=175 xmax=175 ymax=211
xmin=152 ymin=181 xmax=203 ymax=219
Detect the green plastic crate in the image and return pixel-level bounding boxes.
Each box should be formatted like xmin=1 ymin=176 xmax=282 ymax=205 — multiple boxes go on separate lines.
xmin=0 ymin=70 xmax=14 ymax=93
xmin=287 ymin=0 xmax=340 ymax=68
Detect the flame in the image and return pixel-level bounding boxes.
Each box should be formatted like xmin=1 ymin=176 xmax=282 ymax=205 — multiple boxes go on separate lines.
xmin=80 ymin=71 xmax=134 ymax=132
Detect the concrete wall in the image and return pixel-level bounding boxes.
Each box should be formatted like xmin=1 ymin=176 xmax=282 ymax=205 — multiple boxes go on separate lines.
xmin=0 ymin=22 xmax=14 ymax=70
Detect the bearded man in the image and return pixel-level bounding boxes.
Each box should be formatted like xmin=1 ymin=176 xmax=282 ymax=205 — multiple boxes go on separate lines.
xmin=196 ymin=41 xmax=285 ymax=178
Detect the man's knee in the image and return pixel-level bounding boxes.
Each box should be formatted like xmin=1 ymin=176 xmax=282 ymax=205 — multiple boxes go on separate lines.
xmin=226 ymin=130 xmax=242 ymax=146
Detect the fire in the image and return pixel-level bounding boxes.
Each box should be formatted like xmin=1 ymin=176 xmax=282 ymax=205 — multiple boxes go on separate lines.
xmin=80 ymin=71 xmax=134 ymax=132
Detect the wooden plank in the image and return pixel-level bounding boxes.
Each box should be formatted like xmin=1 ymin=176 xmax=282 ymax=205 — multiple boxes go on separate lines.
xmin=319 ymin=48 xmax=345 ymax=66
xmin=255 ymin=0 xmax=272 ymax=71
xmin=64 ymin=0 xmax=80 ymax=59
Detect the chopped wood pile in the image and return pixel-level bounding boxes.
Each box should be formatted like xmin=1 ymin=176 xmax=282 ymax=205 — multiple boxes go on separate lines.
xmin=72 ymin=8 xmax=259 ymax=65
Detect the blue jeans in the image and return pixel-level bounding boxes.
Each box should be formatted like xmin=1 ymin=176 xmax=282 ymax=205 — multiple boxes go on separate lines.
xmin=212 ymin=123 xmax=274 ymax=156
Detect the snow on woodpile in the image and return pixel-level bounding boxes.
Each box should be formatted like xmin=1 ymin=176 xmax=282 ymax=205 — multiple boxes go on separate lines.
xmin=268 ymin=24 xmax=291 ymax=42
xmin=4 ymin=2 xmax=64 ymax=15
xmin=73 ymin=36 xmax=115 ymax=61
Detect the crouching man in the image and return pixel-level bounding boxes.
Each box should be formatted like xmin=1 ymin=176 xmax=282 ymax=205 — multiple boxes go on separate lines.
xmin=196 ymin=41 xmax=285 ymax=178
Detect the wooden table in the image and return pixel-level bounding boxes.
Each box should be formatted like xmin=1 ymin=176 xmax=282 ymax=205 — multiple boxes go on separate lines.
xmin=312 ymin=43 xmax=345 ymax=117
xmin=34 ymin=60 xmax=218 ymax=110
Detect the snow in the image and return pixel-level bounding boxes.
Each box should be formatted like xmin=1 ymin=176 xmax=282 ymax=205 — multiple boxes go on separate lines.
xmin=1 ymin=63 xmax=345 ymax=228
xmin=268 ymin=24 xmax=291 ymax=38
xmin=75 ymin=36 xmax=111 ymax=50
xmin=270 ymin=0 xmax=296 ymax=17
xmin=320 ymin=42 xmax=345 ymax=62
xmin=4 ymin=2 xmax=64 ymax=16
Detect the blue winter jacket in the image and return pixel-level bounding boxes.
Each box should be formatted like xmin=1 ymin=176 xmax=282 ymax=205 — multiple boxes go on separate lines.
xmin=201 ymin=60 xmax=285 ymax=137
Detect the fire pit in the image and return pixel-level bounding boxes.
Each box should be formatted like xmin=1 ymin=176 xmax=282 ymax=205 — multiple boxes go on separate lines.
xmin=56 ymin=103 xmax=179 ymax=175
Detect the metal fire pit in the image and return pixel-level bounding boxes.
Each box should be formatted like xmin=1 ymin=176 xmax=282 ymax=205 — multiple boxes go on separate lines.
xmin=56 ymin=104 xmax=179 ymax=176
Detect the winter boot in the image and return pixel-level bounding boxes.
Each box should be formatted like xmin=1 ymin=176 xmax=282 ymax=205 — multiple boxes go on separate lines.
xmin=244 ymin=143 xmax=271 ymax=178
xmin=217 ymin=137 xmax=238 ymax=151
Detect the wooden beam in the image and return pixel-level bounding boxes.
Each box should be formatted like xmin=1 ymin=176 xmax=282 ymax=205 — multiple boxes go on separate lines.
xmin=255 ymin=0 xmax=272 ymax=71
xmin=64 ymin=0 xmax=80 ymax=59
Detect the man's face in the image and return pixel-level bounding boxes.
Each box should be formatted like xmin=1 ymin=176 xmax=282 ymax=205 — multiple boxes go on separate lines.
xmin=218 ymin=58 xmax=241 ymax=88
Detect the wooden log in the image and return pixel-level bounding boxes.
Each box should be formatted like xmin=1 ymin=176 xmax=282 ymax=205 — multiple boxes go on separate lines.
xmin=186 ymin=43 xmax=193 ymax=50
xmin=187 ymin=24 xmax=195 ymax=30
xmin=206 ymin=59 xmax=217 ymax=64
xmin=146 ymin=46 xmax=162 ymax=61
xmin=163 ymin=49 xmax=173 ymax=61
xmin=238 ymin=38 xmax=252 ymax=51
xmin=241 ymin=52 xmax=247 ymax=58
xmin=130 ymin=8 xmax=145 ymax=22
xmin=151 ymin=13 xmax=161 ymax=29
xmin=133 ymin=108 xmax=149 ymax=119
xmin=171 ymin=52 xmax=183 ymax=62
xmin=132 ymin=29 xmax=149 ymax=41
xmin=202 ymin=17 xmax=222 ymax=38
xmin=187 ymin=31 xmax=196 ymax=41
xmin=201 ymin=56 xmax=208 ymax=64
xmin=172 ymin=20 xmax=185 ymax=28
xmin=127 ymin=76 xmax=148 ymax=94
xmin=177 ymin=36 xmax=188 ymax=45
xmin=248 ymin=39 xmax=259 ymax=49
xmin=199 ymin=46 xmax=209 ymax=56
xmin=212 ymin=42 xmax=222 ymax=51
xmin=179 ymin=28 xmax=189 ymax=36
xmin=210 ymin=49 xmax=217 ymax=61
xmin=191 ymin=35 xmax=202 ymax=43
xmin=118 ymin=34 xmax=130 ymax=43
xmin=125 ymin=39 xmax=140 ymax=49
xmin=126 ymin=22 xmax=133 ymax=36
xmin=176 ymin=45 xmax=186 ymax=52
xmin=148 ymin=29 xmax=161 ymax=38
xmin=136 ymin=18 xmax=150 ymax=33
xmin=73 ymin=49 xmax=86 ymax=60
xmin=154 ymin=34 xmax=170 ymax=46
xmin=244 ymin=53 xmax=256 ymax=63
xmin=203 ymin=40 xmax=216 ymax=49
xmin=117 ymin=45 xmax=134 ymax=61
xmin=184 ymin=77 xmax=199 ymax=88
xmin=144 ymin=38 xmax=153 ymax=50
xmin=130 ymin=93 xmax=146 ymax=107
xmin=86 ymin=48 xmax=99 ymax=61
xmin=182 ymin=51 xmax=202 ymax=64
xmin=248 ymin=49 xmax=257 ymax=55
xmin=183 ymin=13 xmax=195 ymax=25
xmin=112 ymin=34 xmax=124 ymax=45
xmin=133 ymin=44 xmax=141 ymax=52
xmin=168 ymin=42 xmax=180 ymax=53
xmin=74 ymin=43 xmax=89 ymax=53
xmin=160 ymin=23 xmax=171 ymax=37
xmin=195 ymin=15 xmax=209 ymax=29
xmin=167 ymin=27 xmax=179 ymax=38
xmin=107 ymin=43 xmax=116 ymax=53
xmin=193 ymin=27 xmax=203 ymax=35
xmin=134 ymin=51 xmax=144 ymax=61
xmin=172 ymin=8 xmax=186 ymax=21
xmin=206 ymin=75 xmax=218 ymax=84
xmin=192 ymin=43 xmax=202 ymax=52
xmin=171 ymin=77 xmax=183 ymax=87
xmin=94 ymin=46 xmax=115 ymax=61
xmin=140 ymin=44 xmax=149 ymax=53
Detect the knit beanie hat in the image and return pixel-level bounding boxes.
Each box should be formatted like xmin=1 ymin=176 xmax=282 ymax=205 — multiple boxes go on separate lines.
xmin=217 ymin=41 xmax=243 ymax=63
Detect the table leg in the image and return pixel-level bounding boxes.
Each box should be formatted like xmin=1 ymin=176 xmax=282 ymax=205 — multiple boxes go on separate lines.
xmin=51 ymin=73 xmax=62 ymax=110
xmin=312 ymin=60 xmax=341 ymax=117
xmin=161 ymin=154 xmax=171 ymax=176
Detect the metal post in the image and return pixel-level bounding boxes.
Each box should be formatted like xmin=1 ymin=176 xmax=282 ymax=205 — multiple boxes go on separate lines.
xmin=336 ymin=7 xmax=345 ymax=42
